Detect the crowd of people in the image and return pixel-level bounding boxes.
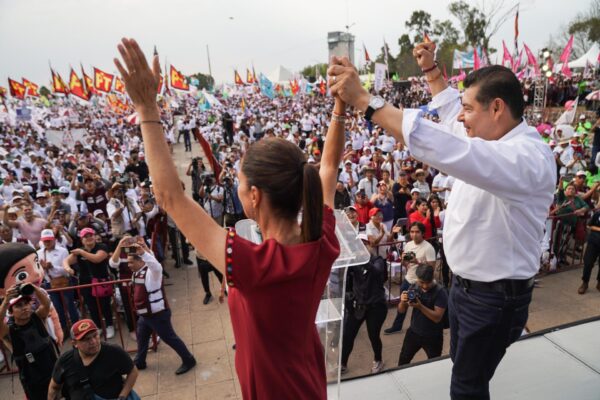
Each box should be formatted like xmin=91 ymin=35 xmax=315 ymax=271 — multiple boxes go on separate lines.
xmin=1 ymin=46 xmax=600 ymax=399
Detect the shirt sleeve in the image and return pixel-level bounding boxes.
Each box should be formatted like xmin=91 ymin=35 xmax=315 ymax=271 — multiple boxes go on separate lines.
xmin=434 ymin=287 xmax=448 ymax=310
xmin=427 ymin=86 xmax=466 ymax=136
xmin=402 ymin=110 xmax=556 ymax=203
xmin=141 ymin=251 xmax=162 ymax=275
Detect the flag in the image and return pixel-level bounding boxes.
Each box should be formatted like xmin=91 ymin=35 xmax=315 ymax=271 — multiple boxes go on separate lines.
xmin=240 ymin=97 xmax=246 ymax=112
xmin=317 ymin=76 xmax=326 ymax=95
xmin=157 ymin=75 xmax=164 ymax=94
xmin=81 ymin=66 xmax=95 ymax=97
xmin=513 ymin=49 xmax=523 ymax=73
xmin=523 ymin=43 xmax=540 ymax=77
xmin=423 ymin=32 xmax=432 ymax=43
xmin=0 ymin=87 xmax=6 ymax=99
xmin=473 ymin=46 xmax=480 ymax=70
xmin=51 ymin=69 xmax=69 ymax=95
xmin=555 ymin=96 xmax=578 ymax=125
xmin=383 ymin=38 xmax=389 ymax=66
xmin=246 ymin=69 xmax=254 ymax=84
xmin=114 ymin=77 xmax=125 ymax=93
xmin=94 ymin=67 xmax=114 ymax=93
xmin=502 ymin=40 xmax=514 ymax=69
xmin=252 ymin=67 xmax=258 ymax=84
xmin=514 ymin=8 xmax=519 ymax=52
xmin=126 ymin=112 xmax=139 ymax=125
xmin=290 ymin=79 xmax=300 ymax=95
xmin=169 ymin=65 xmax=189 ymax=91
xmin=234 ymin=70 xmax=244 ymax=85
xmin=258 ymin=73 xmax=274 ymax=99
xmin=22 ymin=79 xmax=39 ymax=97
xmin=68 ymin=69 xmax=89 ymax=100
xmin=559 ymin=35 xmax=574 ymax=63
xmin=163 ymin=62 xmax=172 ymax=96
xmin=8 ymin=78 xmax=26 ymax=99
xmin=191 ymin=130 xmax=222 ymax=184
xmin=363 ymin=44 xmax=371 ymax=63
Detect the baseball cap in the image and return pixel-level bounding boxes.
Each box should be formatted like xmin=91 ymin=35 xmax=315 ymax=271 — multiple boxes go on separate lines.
xmin=40 ymin=229 xmax=55 ymax=241
xmin=411 ymin=188 xmax=421 ymax=194
xmin=93 ymin=209 xmax=105 ymax=217
xmin=415 ymin=168 xmax=425 ymax=175
xmin=580 ymin=114 xmax=586 ymax=120
xmin=368 ymin=207 xmax=382 ymax=218
xmin=8 ymin=295 xmax=32 ymax=312
xmin=345 ymin=206 xmax=357 ymax=213
xmin=50 ymin=189 xmax=60 ymax=195
xmin=79 ymin=227 xmax=96 ymax=238
xmin=36 ymin=192 xmax=47 ymax=199
xmin=70 ymin=319 xmax=98 ymax=340
xmin=7 ymin=207 xmax=18 ymax=214
xmin=58 ymin=187 xmax=69 ymax=194
xmin=576 ymin=170 xmax=587 ymax=177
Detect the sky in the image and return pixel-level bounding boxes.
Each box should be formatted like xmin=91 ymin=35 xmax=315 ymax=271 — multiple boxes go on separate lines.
xmin=0 ymin=0 xmax=593 ymax=88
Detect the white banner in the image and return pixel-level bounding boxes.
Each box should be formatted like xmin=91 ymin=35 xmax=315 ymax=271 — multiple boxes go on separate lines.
xmin=45 ymin=128 xmax=88 ymax=149
xmin=374 ymin=63 xmax=387 ymax=92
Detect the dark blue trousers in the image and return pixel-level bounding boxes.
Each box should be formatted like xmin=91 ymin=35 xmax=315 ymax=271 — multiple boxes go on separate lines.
xmin=135 ymin=308 xmax=193 ymax=365
xmin=449 ymin=277 xmax=532 ymax=400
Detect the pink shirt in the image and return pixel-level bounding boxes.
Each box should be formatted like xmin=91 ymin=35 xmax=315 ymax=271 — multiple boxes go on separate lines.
xmin=16 ymin=217 xmax=47 ymax=245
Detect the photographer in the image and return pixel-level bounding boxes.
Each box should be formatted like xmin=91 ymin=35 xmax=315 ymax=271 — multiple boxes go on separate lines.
xmin=198 ymin=175 xmax=224 ymax=226
xmin=219 ymin=166 xmax=243 ymax=227
xmin=385 ymin=222 xmax=436 ymax=335
xmin=186 ymin=157 xmax=206 ymax=202
xmin=397 ymin=264 xmax=447 ymax=366
xmin=0 ymin=283 xmax=58 ymax=400
xmin=107 ymin=182 xmax=143 ymax=239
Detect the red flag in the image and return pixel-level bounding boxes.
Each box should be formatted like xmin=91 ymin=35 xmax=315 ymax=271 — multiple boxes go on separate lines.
xmin=318 ymin=78 xmax=326 ymax=95
xmin=169 ymin=65 xmax=189 ymax=91
xmin=81 ymin=66 xmax=96 ymax=97
xmin=68 ymin=69 xmax=89 ymax=100
xmin=559 ymin=35 xmax=574 ymax=63
xmin=234 ymin=70 xmax=244 ymax=85
xmin=523 ymin=43 xmax=540 ymax=77
xmin=163 ymin=68 xmax=172 ymax=96
xmin=22 ymin=79 xmax=39 ymax=97
xmin=8 ymin=78 xmax=26 ymax=99
xmin=363 ymin=44 xmax=371 ymax=62
xmin=157 ymin=75 xmax=163 ymax=94
xmin=51 ymin=69 xmax=69 ymax=95
xmin=290 ymin=79 xmax=300 ymax=95
xmin=502 ymin=40 xmax=514 ymax=69
xmin=473 ymin=47 xmax=480 ymax=70
xmin=192 ymin=130 xmax=222 ymax=184
xmin=94 ymin=67 xmax=114 ymax=93
xmin=246 ymin=69 xmax=254 ymax=84
xmin=114 ymin=77 xmax=125 ymax=93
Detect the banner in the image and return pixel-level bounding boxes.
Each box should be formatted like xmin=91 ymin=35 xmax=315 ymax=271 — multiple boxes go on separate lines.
xmin=94 ymin=68 xmax=114 ymax=93
xmin=452 ymin=48 xmax=483 ymax=69
xmin=45 ymin=128 xmax=88 ymax=149
xmin=373 ymin=63 xmax=387 ymax=92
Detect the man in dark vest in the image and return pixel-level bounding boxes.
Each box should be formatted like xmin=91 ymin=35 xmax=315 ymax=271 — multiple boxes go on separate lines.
xmin=0 ymin=283 xmax=58 ymax=400
xmin=128 ymin=236 xmax=196 ymax=374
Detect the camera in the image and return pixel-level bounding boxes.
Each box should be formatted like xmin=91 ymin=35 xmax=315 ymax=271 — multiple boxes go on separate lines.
xmin=403 ymin=251 xmax=416 ymax=262
xmin=16 ymin=283 xmax=35 ymax=296
xmin=407 ymin=288 xmax=420 ymax=303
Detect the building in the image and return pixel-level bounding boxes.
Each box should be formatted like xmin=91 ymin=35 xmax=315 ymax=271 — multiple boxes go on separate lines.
xmin=328 ymin=31 xmax=355 ymax=65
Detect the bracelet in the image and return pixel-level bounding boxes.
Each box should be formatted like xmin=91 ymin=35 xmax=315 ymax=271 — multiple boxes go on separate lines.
xmin=331 ymin=112 xmax=346 ymax=123
xmin=426 ymin=70 xmax=443 ymax=83
xmin=140 ymin=120 xmax=162 ymax=125
xmin=421 ymin=61 xmax=438 ymax=74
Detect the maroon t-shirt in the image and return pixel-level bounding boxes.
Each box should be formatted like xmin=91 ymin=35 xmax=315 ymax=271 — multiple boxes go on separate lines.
xmin=81 ymin=187 xmax=108 ymax=214
xmin=226 ymin=206 xmax=340 ymax=400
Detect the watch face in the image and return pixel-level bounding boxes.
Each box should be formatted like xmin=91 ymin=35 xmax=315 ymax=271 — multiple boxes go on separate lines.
xmin=371 ymin=96 xmax=385 ymax=109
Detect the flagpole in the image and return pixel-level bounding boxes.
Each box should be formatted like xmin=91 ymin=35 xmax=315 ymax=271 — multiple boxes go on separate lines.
xmin=206 ymin=45 xmax=213 ymax=82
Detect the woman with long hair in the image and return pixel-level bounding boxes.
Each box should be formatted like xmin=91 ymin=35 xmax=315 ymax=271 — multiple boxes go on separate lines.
xmin=115 ymin=39 xmax=346 ymax=400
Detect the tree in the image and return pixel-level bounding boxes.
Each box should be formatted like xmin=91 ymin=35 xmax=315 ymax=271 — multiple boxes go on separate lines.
xmin=188 ymin=72 xmax=214 ymax=90
xmin=300 ymin=63 xmax=328 ymax=81
xmin=405 ymin=10 xmax=432 ymax=43
xmin=398 ymin=34 xmax=413 ymax=56
xmin=39 ymin=86 xmax=51 ymax=97
xmin=567 ymin=0 xmax=600 ymax=56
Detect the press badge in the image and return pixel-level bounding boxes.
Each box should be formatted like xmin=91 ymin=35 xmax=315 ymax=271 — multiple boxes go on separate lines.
xmin=25 ymin=353 xmax=35 ymax=363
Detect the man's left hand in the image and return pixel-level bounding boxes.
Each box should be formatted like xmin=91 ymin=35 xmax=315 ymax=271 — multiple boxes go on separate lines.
xmin=408 ymin=298 xmax=422 ymax=309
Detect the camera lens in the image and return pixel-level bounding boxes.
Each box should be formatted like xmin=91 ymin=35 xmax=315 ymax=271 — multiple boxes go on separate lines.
xmin=19 ymin=283 xmax=35 ymax=296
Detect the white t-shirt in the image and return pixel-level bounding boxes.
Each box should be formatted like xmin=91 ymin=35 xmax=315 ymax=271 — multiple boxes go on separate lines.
xmin=366 ymin=221 xmax=390 ymax=258
xmin=403 ymin=240 xmax=436 ymax=283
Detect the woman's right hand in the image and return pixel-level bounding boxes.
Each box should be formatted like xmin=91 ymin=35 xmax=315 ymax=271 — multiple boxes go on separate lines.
xmin=114 ymin=38 xmax=161 ymax=114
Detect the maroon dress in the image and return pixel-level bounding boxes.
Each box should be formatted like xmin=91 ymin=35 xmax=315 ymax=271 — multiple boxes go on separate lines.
xmin=225 ymin=206 xmax=340 ymax=400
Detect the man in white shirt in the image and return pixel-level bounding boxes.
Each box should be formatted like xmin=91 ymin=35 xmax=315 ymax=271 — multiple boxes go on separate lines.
xmin=329 ymin=43 xmax=555 ymax=399
xmin=357 ymin=168 xmax=378 ymax=199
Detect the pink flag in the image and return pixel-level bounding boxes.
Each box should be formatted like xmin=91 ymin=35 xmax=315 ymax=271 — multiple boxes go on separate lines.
xmin=513 ymin=49 xmax=523 ymax=72
xmin=561 ymin=62 xmax=573 ymax=78
xmin=473 ymin=46 xmax=480 ymax=70
xmin=559 ymin=35 xmax=574 ymax=63
xmin=523 ymin=43 xmax=540 ymax=76
xmin=502 ymin=40 xmax=514 ymax=69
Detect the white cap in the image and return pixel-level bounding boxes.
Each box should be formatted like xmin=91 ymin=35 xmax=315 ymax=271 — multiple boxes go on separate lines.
xmin=58 ymin=187 xmax=70 ymax=194
xmin=40 ymin=229 xmax=55 ymax=241
xmin=411 ymin=188 xmax=421 ymax=194
xmin=580 ymin=114 xmax=586 ymax=120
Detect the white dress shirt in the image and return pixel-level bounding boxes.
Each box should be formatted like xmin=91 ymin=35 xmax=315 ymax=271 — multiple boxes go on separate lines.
xmin=402 ymin=87 xmax=556 ymax=281
xmin=37 ymin=245 xmax=70 ymax=279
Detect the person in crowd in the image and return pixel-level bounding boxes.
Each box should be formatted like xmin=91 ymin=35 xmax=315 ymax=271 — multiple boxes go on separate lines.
xmin=412 ymin=168 xmax=431 ymax=199
xmin=334 ymin=181 xmax=352 ymax=210
xmin=371 ymin=181 xmax=394 ymax=231
xmin=392 ymin=171 xmax=412 ymax=223
xmin=579 ymin=207 xmax=600 ymax=294
xmin=354 ymin=189 xmax=373 ymax=225
xmin=358 ymin=167 xmax=378 ymax=198
xmin=385 ymin=222 xmax=437 ymax=334
xmin=38 ymin=229 xmax=79 ymax=330
xmin=345 ymin=205 xmax=365 ymax=232
xmin=409 ymin=198 xmax=441 ymax=241
xmin=397 ymin=264 xmax=447 ymax=365
xmin=3 ymin=202 xmax=47 ymax=247
xmin=114 ymin=38 xmax=345 ymax=399
xmin=63 ymin=228 xmax=115 ymax=339
xmin=341 ymin=235 xmax=388 ymax=375
xmin=0 ymin=284 xmax=58 ymax=400
xmin=48 ymin=319 xmax=139 ymax=400
xmin=329 ymin=41 xmax=555 ymax=400
xmin=551 ymin=181 xmax=589 ymax=265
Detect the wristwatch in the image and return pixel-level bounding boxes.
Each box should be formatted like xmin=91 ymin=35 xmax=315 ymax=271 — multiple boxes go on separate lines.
xmin=364 ymin=96 xmax=385 ymax=122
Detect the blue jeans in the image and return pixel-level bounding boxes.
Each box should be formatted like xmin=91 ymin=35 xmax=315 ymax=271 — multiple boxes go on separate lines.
xmin=49 ymin=288 xmax=80 ymax=330
xmin=449 ymin=277 xmax=532 ymax=400
xmin=135 ymin=309 xmax=194 ymax=365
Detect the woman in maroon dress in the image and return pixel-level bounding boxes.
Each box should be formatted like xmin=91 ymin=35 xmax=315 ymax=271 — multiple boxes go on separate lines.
xmin=115 ymin=38 xmax=347 ymax=399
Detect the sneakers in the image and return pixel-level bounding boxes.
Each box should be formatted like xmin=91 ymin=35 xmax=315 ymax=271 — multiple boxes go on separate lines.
xmin=578 ymin=281 xmax=588 ymax=295
xmin=384 ymin=326 xmax=402 ymax=335
xmin=203 ymin=293 xmax=213 ymax=305
xmin=183 ymin=258 xmax=194 ymax=265
xmin=106 ymin=326 xmax=115 ymax=339
xmin=371 ymin=360 xmax=384 ymax=374
xmin=175 ymin=357 xmax=196 ymax=375
xmin=340 ymin=365 xmax=348 ymax=375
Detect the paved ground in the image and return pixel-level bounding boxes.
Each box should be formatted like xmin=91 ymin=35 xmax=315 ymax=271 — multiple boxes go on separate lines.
xmin=1 ymin=140 xmax=600 ymax=399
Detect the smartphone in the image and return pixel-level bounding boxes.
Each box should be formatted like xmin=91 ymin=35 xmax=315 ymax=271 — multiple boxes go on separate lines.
xmin=123 ymin=237 xmax=137 ymax=247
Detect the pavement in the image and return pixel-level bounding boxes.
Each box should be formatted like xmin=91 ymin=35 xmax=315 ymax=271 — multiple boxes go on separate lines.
xmin=1 ymin=139 xmax=600 ymax=399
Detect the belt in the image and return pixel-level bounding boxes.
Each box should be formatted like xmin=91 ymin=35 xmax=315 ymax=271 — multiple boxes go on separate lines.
xmin=455 ymin=275 xmax=534 ymax=296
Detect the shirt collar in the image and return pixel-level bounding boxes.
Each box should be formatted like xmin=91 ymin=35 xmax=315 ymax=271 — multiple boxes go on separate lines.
xmin=499 ymin=119 xmax=538 ymax=142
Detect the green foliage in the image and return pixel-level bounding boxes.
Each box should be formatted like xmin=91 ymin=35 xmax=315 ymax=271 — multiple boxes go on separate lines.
xmin=188 ymin=73 xmax=214 ymax=90
xmin=300 ymin=63 xmax=328 ymax=80
xmin=39 ymin=86 xmax=51 ymax=97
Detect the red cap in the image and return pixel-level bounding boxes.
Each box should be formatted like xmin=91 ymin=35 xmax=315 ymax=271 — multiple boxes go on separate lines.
xmin=368 ymin=207 xmax=382 ymax=218
xmin=8 ymin=295 xmax=32 ymax=312
xmin=70 ymin=319 xmax=98 ymax=340
xmin=79 ymin=228 xmax=96 ymax=238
